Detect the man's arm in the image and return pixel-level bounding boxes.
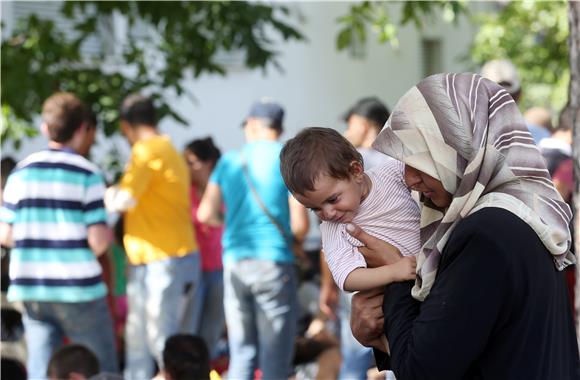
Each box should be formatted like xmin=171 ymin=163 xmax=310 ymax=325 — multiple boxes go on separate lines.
xmin=0 ymin=222 xmax=13 ymax=248
xmin=289 ymin=195 xmax=309 ymax=242
xmin=319 ymin=251 xmax=339 ymax=320
xmin=197 ymin=183 xmax=224 ymax=226
xmin=87 ymin=224 xmax=113 ymax=257
xmin=105 ymin=147 xmax=152 ymax=212
xmin=289 ymin=195 xmax=310 ymax=266
xmin=104 ymin=186 xmax=137 ymax=213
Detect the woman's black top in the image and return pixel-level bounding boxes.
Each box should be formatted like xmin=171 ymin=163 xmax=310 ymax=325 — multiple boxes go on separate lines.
xmin=376 ymin=207 xmax=579 ymax=379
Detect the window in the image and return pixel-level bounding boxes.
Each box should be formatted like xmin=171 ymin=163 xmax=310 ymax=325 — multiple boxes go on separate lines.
xmin=421 ymin=38 xmax=442 ymax=77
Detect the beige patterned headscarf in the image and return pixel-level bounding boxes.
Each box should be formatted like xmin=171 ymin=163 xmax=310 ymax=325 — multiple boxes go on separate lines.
xmin=373 ymin=73 xmax=574 ymax=301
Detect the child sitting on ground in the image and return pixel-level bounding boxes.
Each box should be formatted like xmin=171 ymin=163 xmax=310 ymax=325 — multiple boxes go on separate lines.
xmin=280 ymin=127 xmax=420 ymax=292
xmin=47 ymin=344 xmax=123 ymax=380
xmin=155 ymin=334 xmax=215 ymax=380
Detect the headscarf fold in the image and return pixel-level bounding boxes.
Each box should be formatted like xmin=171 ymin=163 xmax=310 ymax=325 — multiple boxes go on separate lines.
xmin=373 ymin=73 xmax=574 ymax=301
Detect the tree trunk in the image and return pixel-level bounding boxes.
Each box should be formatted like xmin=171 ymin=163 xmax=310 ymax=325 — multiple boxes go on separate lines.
xmin=569 ymin=1 xmax=580 ymax=350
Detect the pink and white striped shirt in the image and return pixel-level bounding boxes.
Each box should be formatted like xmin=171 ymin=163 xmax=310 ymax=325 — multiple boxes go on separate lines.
xmin=320 ymin=160 xmax=421 ymax=290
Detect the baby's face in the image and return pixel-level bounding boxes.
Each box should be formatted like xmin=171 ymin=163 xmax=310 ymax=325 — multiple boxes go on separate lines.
xmin=294 ymin=172 xmax=367 ymax=224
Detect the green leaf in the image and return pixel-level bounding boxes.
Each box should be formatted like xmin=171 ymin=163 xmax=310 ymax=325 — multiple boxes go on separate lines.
xmin=337 ymin=28 xmax=352 ymax=51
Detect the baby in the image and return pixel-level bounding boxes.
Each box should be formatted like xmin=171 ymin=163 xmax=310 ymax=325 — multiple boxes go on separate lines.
xmin=280 ymin=127 xmax=420 ymax=292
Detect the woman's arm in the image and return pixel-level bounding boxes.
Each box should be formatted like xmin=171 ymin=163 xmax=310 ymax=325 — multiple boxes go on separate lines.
xmin=349 ymin=222 xmax=508 ymax=379
xmin=197 ymin=183 xmax=224 ymax=226
xmin=350 ymin=287 xmax=388 ymax=352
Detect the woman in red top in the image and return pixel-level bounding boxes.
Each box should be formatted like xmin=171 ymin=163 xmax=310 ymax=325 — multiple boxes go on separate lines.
xmin=184 ymin=137 xmax=225 ymax=359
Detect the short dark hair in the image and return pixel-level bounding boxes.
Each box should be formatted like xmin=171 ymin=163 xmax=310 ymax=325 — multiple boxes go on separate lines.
xmin=1 ymin=358 xmax=26 ymax=380
xmin=343 ymin=97 xmax=390 ymax=131
xmin=41 ymin=92 xmax=90 ymax=143
xmin=86 ymin=108 xmax=97 ymax=130
xmin=280 ymin=127 xmax=363 ymax=196
xmin=163 ymin=334 xmax=210 ymax=380
xmin=556 ymin=104 xmax=577 ymax=132
xmin=47 ymin=344 xmax=99 ymax=379
xmin=185 ymin=137 xmax=222 ymax=167
xmin=119 ymin=94 xmax=157 ymax=127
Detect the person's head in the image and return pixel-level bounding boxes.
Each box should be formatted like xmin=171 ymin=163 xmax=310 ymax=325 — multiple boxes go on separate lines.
xmin=524 ymin=107 xmax=552 ymax=131
xmin=162 ymin=334 xmax=210 ymax=380
xmin=119 ymin=94 xmax=157 ymax=145
xmin=1 ymin=358 xmax=26 ymax=380
xmin=552 ymin=104 xmax=576 ymax=144
xmin=47 ymin=344 xmax=100 ymax=380
xmin=280 ymin=127 xmax=368 ymax=223
xmin=373 ymin=72 xmax=572 ymax=300
xmin=77 ymin=109 xmax=98 ymax=158
xmin=41 ymin=92 xmax=92 ymax=149
xmin=403 ymin=164 xmax=452 ymax=209
xmin=184 ymin=137 xmax=221 ymax=186
xmin=242 ymin=99 xmax=285 ymax=141
xmin=343 ymin=97 xmax=390 ymax=148
xmin=481 ymin=59 xmax=521 ymax=102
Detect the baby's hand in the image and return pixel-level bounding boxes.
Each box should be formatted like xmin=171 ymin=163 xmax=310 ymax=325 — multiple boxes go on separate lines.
xmin=392 ymin=256 xmax=417 ymax=282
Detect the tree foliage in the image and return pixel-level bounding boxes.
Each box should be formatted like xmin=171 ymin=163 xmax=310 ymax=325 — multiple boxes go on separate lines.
xmin=336 ymin=1 xmax=467 ymax=51
xmin=1 ymin=1 xmax=304 ymax=148
xmin=469 ymin=0 xmax=569 ymax=113
xmin=335 ymin=0 xmax=569 ymax=114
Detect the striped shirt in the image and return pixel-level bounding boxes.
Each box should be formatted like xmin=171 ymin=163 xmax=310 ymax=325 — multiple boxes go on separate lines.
xmin=320 ymin=160 xmax=421 ymax=291
xmin=0 ymin=148 xmax=108 ymax=302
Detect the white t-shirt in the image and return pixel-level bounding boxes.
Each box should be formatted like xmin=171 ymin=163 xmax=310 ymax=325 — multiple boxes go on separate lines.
xmin=359 ymin=147 xmax=392 ymax=170
xmin=320 ymin=160 xmax=421 ymax=290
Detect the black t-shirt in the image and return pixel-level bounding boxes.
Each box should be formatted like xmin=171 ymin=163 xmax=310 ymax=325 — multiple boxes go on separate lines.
xmin=376 ymin=207 xmax=579 ymax=379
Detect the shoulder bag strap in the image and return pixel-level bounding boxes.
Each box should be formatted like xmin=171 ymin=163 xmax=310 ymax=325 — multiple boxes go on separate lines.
xmin=240 ymin=153 xmax=294 ymax=247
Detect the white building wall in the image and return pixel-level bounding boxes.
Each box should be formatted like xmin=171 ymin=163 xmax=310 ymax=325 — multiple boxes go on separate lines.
xmin=2 ymin=1 xmax=481 ymax=163
xmin=166 ymin=2 xmax=478 ymax=153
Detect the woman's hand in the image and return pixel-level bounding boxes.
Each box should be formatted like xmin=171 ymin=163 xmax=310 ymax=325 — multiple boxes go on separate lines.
xmin=346 ymin=223 xmax=402 ymax=267
xmin=346 ymin=223 xmax=404 ymax=352
xmin=350 ymin=287 xmax=388 ymax=352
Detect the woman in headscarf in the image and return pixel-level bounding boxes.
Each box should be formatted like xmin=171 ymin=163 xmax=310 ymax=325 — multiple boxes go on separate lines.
xmin=348 ymin=73 xmax=578 ymax=379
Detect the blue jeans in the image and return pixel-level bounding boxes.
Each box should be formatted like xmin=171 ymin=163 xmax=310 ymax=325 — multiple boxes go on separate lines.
xmin=224 ymin=259 xmax=297 ymax=380
xmin=338 ymin=291 xmax=373 ymax=380
xmin=124 ymin=253 xmax=201 ymax=380
xmin=186 ymin=269 xmax=225 ymax=359
xmin=22 ymin=297 xmax=118 ymax=380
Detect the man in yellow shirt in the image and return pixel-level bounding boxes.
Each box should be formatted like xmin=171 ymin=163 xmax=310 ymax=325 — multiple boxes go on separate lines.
xmin=105 ymin=94 xmax=199 ymax=380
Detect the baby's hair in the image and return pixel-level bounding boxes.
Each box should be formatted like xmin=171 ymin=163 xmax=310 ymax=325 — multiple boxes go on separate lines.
xmin=280 ymin=127 xmax=363 ymax=196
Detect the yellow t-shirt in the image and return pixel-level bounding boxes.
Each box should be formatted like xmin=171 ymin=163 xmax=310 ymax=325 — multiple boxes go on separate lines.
xmin=120 ymin=135 xmax=197 ymax=264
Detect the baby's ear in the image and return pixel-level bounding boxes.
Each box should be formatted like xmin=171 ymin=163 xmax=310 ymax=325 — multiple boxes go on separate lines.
xmin=349 ymin=160 xmax=364 ymax=176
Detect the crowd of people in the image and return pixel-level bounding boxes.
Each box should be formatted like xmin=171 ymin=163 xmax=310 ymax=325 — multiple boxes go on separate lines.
xmin=0 ymin=62 xmax=578 ymax=380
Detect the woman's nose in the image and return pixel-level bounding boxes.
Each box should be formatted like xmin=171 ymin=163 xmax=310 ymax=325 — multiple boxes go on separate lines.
xmin=404 ymin=165 xmax=421 ymax=188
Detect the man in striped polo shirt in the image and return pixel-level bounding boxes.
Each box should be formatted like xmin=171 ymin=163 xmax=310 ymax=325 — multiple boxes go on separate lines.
xmin=0 ymin=93 xmax=118 ymax=379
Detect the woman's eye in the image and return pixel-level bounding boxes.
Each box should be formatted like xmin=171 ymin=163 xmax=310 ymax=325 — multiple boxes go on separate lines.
xmin=328 ymin=197 xmax=338 ymax=204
